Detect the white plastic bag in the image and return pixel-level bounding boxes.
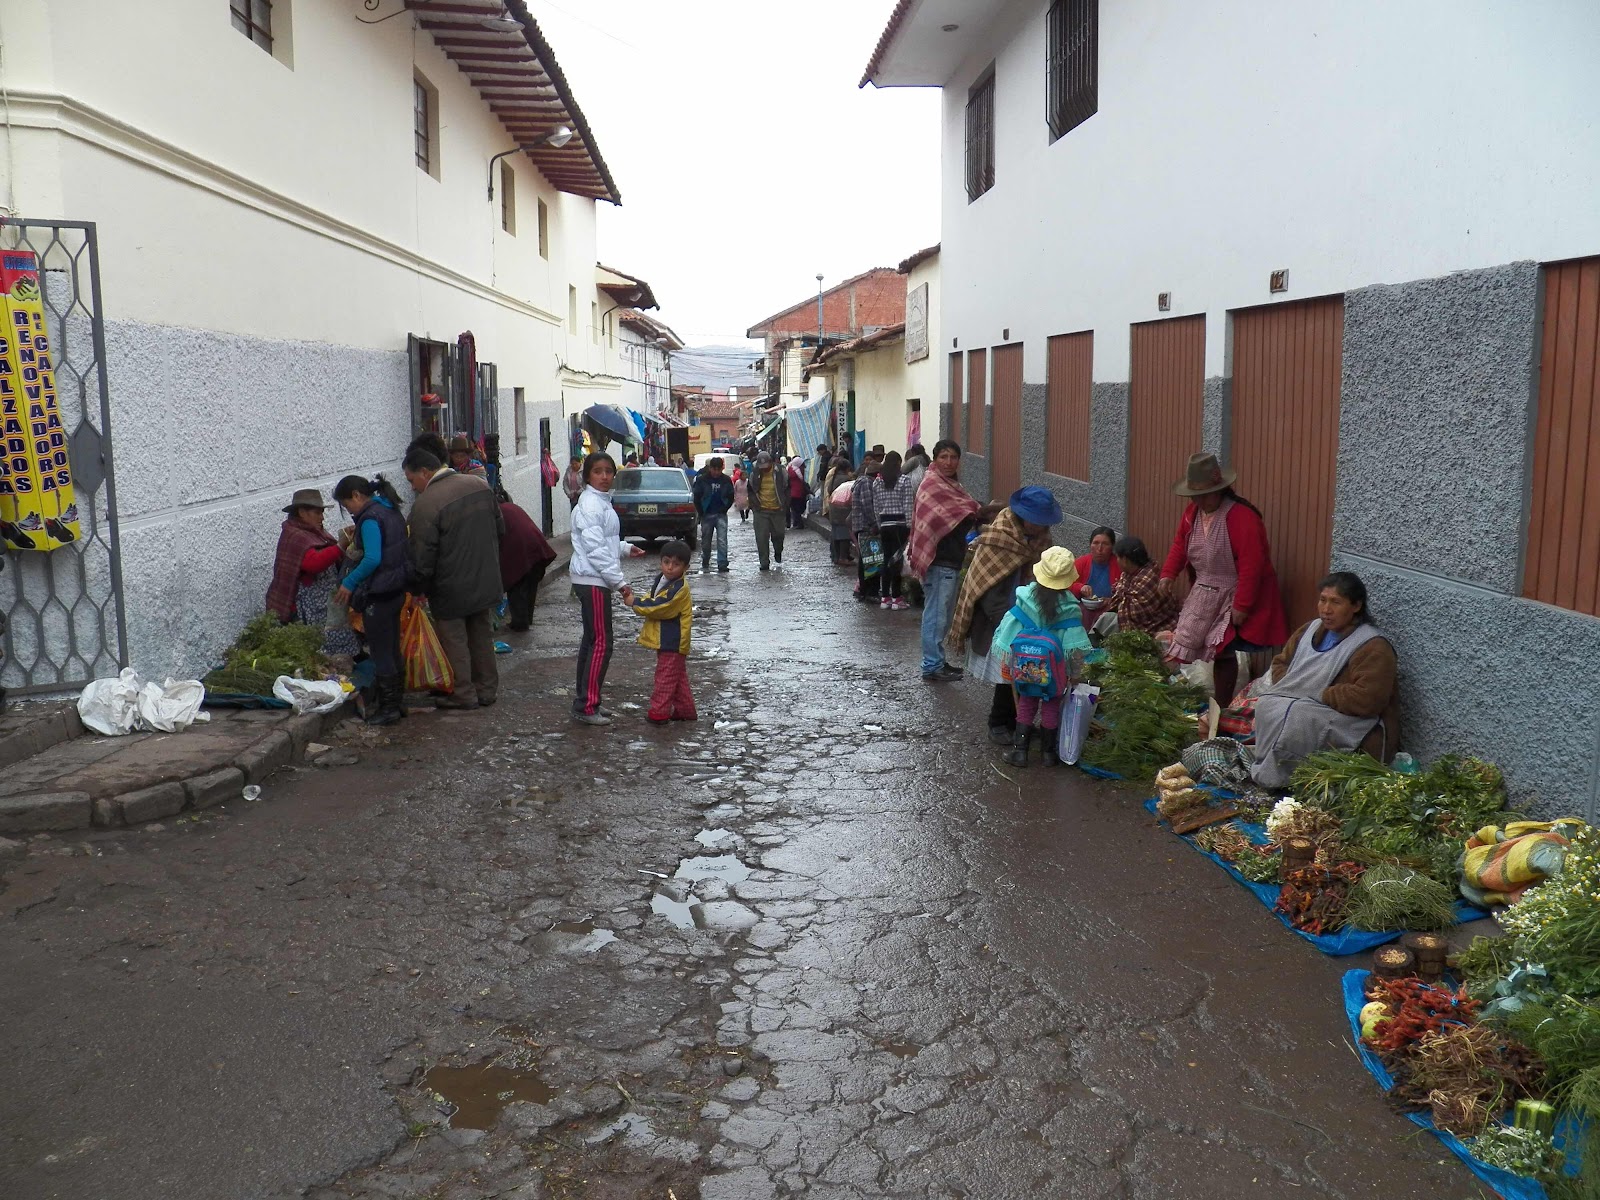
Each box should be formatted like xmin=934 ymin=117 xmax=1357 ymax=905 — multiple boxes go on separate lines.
xmin=138 ymin=677 xmax=210 ymax=733
xmin=78 ymin=669 xmax=210 ymax=735
xmin=78 ymin=668 xmax=143 ymax=736
xmin=272 ymin=675 xmax=346 ymax=715
xmin=1057 ymin=683 xmax=1100 ymax=766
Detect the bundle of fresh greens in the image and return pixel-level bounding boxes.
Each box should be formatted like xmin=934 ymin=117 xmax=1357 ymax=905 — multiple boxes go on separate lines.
xmin=1342 ymin=863 xmax=1459 ymax=932
xmin=1081 ymin=632 xmax=1206 ymax=779
xmin=202 ymin=613 xmax=327 ymax=696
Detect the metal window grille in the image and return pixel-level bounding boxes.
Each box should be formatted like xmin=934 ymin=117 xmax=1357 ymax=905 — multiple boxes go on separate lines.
xmin=965 ymin=71 xmax=996 ymax=202
xmin=1047 ymin=0 xmax=1098 ymax=142
xmin=414 ymin=79 xmax=432 ymax=173
xmin=230 ymin=0 xmax=273 ymax=52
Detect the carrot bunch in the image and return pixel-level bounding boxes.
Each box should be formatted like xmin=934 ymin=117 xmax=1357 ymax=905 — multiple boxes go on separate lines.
xmin=1364 ymin=977 xmax=1480 ymax=1053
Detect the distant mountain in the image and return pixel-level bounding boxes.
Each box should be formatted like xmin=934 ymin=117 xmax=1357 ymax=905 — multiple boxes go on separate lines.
xmin=671 ymin=345 xmax=765 ymax=391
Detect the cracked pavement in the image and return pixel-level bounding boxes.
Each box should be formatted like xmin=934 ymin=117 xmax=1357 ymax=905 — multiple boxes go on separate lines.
xmin=0 ymin=520 xmax=1477 ymax=1199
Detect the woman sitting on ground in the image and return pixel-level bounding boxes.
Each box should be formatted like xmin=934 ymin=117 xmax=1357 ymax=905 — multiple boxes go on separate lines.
xmin=1072 ymin=526 xmax=1121 ymax=604
xmin=1106 ymin=535 xmax=1180 ymax=636
xmin=1249 ymin=571 xmax=1400 ymax=789
xmin=266 ymin=488 xmax=361 ymax=661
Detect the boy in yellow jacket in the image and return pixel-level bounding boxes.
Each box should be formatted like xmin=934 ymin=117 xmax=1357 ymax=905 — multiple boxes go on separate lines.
xmin=630 ymin=539 xmax=696 ymax=724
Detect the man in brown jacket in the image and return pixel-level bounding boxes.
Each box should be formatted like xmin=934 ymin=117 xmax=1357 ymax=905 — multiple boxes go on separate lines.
xmin=403 ymin=448 xmax=505 ymax=709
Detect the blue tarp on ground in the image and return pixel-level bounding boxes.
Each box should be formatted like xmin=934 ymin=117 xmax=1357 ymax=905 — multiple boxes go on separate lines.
xmin=1341 ymin=969 xmax=1584 ymax=1199
xmin=1142 ymin=798 xmax=1487 ymax=954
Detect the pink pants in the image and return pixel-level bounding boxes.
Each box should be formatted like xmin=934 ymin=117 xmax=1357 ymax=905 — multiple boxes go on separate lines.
xmin=1015 ymin=694 xmax=1064 ymax=730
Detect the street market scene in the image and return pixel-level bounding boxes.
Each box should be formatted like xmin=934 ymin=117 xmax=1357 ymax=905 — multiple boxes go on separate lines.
xmin=2 ymin=2 xmax=1600 ymax=1198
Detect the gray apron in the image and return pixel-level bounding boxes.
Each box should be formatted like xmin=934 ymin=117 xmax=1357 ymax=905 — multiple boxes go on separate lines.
xmin=1250 ymin=623 xmax=1387 ymax=789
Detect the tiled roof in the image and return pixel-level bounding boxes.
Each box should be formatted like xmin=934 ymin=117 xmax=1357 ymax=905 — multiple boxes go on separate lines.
xmin=897 ymin=243 xmax=940 ymax=273
xmin=415 ymin=0 xmax=620 ymax=205
xmin=859 ymin=0 xmax=917 ymax=89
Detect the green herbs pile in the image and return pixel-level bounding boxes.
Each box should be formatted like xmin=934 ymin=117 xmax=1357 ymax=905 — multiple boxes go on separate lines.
xmin=1178 ymin=751 xmax=1506 ymax=935
xmin=1453 ymin=824 xmax=1600 ymax=1195
xmin=1081 ymin=632 xmax=1206 ymax=779
xmin=202 ymin=612 xmax=328 ymax=697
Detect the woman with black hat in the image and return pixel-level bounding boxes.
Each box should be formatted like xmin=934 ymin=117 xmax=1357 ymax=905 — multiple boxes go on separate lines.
xmin=1158 ymin=452 xmax=1287 ymax=705
xmin=265 ymin=489 xmax=360 ymax=660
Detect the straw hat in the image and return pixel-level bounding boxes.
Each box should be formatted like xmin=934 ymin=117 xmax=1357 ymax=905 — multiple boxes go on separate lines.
xmin=1172 ymin=451 xmax=1237 ymax=497
xmin=1033 ymin=546 xmax=1080 ymax=590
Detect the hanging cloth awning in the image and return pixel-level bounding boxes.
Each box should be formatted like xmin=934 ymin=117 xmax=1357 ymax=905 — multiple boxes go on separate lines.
xmin=757 ymin=417 xmax=784 ymax=440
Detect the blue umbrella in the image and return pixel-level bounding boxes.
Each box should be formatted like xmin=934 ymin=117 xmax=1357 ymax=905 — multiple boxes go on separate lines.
xmin=582 ymin=404 xmax=635 ymax=446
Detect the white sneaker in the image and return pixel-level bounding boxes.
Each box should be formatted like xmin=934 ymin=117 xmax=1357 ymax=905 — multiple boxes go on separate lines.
xmin=879 ymin=597 xmax=891 ymax=609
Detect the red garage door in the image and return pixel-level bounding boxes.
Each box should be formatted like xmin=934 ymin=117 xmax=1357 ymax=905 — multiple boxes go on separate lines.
xmin=1230 ymin=295 xmax=1344 ymax=627
xmin=990 ymin=343 xmax=1024 ymax=499
xmin=1127 ymin=316 xmax=1206 ymax=553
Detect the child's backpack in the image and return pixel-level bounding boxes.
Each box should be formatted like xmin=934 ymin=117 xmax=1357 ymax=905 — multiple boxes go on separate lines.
xmin=1007 ymin=607 xmax=1068 ymax=699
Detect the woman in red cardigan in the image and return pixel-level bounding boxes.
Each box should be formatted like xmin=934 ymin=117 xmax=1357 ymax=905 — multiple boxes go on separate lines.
xmin=1158 ymin=453 xmax=1287 ymax=705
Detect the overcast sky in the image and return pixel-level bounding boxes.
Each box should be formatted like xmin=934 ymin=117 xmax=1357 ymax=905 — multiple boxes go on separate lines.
xmin=526 ymin=0 xmax=941 ymax=348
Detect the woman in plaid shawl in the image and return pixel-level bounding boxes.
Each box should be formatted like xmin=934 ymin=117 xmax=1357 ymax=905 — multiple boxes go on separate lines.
xmin=946 ymin=486 xmax=1060 ymax=742
xmin=265 ymin=489 xmax=360 ymax=659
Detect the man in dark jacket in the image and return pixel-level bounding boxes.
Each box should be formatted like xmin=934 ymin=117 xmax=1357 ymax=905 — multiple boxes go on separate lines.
xmin=691 ymin=457 xmax=735 ymax=573
xmin=403 ymin=448 xmax=505 ymax=709
xmin=499 ymin=499 xmax=556 ymax=630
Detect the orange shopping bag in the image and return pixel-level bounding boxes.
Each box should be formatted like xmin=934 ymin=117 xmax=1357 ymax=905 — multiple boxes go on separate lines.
xmin=401 ymin=597 xmax=454 ymax=692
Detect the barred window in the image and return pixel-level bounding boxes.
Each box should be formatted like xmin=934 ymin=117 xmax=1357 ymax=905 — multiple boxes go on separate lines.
xmin=965 ymin=69 xmax=996 ymax=202
xmin=230 ymin=0 xmax=272 ymax=52
xmin=414 ymin=75 xmax=439 ymax=177
xmin=1047 ymin=0 xmax=1098 ymax=142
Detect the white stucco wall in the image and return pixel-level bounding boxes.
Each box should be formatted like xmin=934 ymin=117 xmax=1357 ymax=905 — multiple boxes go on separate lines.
xmin=902 ymin=254 xmax=941 ymax=443
xmin=2 ymin=0 xmax=617 ymax=677
xmin=936 ymin=0 xmax=1600 ymax=382
xmin=852 ymin=342 xmax=914 ymax=454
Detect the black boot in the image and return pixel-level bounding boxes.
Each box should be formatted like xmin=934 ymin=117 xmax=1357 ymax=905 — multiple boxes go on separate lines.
xmin=1004 ymin=726 xmax=1032 ymax=767
xmin=1040 ymin=729 xmax=1060 ymax=768
xmin=367 ymin=674 xmax=403 ymax=726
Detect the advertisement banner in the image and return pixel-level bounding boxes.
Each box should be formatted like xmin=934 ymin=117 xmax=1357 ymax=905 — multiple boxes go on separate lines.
xmin=0 ymin=249 xmax=80 ymax=551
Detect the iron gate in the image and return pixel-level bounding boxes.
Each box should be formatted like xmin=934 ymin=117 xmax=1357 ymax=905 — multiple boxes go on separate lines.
xmin=0 ymin=219 xmax=125 ymax=695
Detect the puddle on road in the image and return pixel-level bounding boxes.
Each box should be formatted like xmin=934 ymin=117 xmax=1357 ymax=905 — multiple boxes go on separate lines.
xmin=651 ymin=891 xmax=703 ymax=930
xmin=423 ymin=1060 xmax=556 ymax=1130
xmin=704 ymin=804 xmax=743 ymax=824
xmin=882 ymin=1041 xmax=922 ymax=1059
xmin=695 ymin=828 xmax=738 ymax=848
xmin=674 ymin=855 xmax=751 ymax=885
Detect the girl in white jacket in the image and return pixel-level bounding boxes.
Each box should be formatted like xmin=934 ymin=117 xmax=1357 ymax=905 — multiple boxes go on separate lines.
xmin=570 ymin=452 xmax=644 ymax=725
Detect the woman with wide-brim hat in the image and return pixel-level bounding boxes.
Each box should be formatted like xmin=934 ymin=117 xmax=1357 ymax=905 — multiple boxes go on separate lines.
xmin=265 ymin=488 xmax=361 ymax=660
xmin=946 ymin=485 xmax=1060 ymax=743
xmin=1157 ymin=452 xmax=1287 ymax=705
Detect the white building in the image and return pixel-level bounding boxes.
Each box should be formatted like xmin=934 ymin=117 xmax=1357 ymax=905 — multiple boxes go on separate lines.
xmin=1 ymin=0 xmax=649 ymax=684
xmin=863 ymin=1 xmax=1600 ymax=816
xmin=614 ymin=308 xmax=683 ymax=418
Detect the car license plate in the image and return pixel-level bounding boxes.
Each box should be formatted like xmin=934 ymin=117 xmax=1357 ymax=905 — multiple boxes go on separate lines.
xmin=635 ymin=503 xmax=658 ymax=514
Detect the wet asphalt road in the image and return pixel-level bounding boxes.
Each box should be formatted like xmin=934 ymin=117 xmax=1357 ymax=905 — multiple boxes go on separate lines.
xmin=0 ymin=519 xmax=1487 ymax=1200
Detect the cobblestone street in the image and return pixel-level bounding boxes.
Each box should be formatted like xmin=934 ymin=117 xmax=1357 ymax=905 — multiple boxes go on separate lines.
xmin=0 ymin=521 xmax=1476 ymax=1200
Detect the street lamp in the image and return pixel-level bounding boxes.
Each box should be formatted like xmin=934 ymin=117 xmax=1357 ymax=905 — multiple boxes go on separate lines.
xmin=488 ymin=126 xmax=575 ymax=200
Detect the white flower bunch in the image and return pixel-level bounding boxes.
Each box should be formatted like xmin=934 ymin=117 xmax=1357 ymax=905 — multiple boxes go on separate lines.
xmin=1265 ymin=798 xmax=1303 ymax=841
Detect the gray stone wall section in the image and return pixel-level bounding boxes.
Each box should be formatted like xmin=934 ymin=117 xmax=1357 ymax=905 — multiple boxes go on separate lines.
xmin=1034 ymin=380 xmax=1129 ymax=546
xmin=1335 ymin=262 xmax=1541 ymax=591
xmin=105 ymin=320 xmax=411 ymax=679
xmin=938 ymin=401 xmax=951 ymax=442
xmin=1335 ymin=553 xmax=1600 ymax=822
xmin=1203 ymin=375 xmax=1229 ymax=460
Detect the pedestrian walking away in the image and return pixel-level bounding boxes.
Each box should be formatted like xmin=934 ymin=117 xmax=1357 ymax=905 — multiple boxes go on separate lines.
xmin=331 ymin=473 xmax=410 ymax=725
xmin=946 ymin=485 xmax=1060 ymax=743
xmin=691 ymin=456 xmax=734 ymax=572
xmin=786 ymin=455 xmax=809 ymax=529
xmin=403 ymin=448 xmax=506 ymax=709
xmin=871 ymin=451 xmax=916 ymax=609
xmin=908 ymin=439 xmax=978 ymax=680
xmin=991 ymin=546 xmax=1093 ymax=768
xmin=569 ymin=451 xmax=646 ymax=724
xmin=822 ymin=455 xmax=857 ymax=565
xmin=749 ymin=451 xmax=787 ymax=570
xmin=628 ymin=538 xmax=697 ymax=724
xmin=498 ymin=497 xmax=556 ymax=631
